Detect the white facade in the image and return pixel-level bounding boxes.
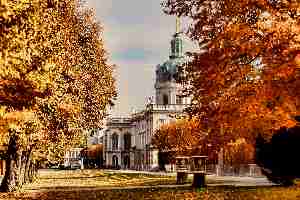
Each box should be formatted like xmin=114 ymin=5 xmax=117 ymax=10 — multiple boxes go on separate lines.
xmin=101 ymin=118 xmax=132 ymax=168
xmin=100 ymin=104 xmax=188 ymax=170
xmin=100 ymin=23 xmax=191 ymax=170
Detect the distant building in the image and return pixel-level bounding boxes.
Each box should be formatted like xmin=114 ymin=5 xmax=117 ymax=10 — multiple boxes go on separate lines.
xmin=64 ymin=147 xmax=82 ymax=168
xmin=99 ymin=19 xmax=191 ymax=170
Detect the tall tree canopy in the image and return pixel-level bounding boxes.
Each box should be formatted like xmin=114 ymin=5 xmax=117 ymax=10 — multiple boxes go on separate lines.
xmin=0 ymin=0 xmax=116 ymax=191
xmin=163 ymin=0 xmax=300 ymax=145
xmin=162 ymin=0 xmax=300 ymax=185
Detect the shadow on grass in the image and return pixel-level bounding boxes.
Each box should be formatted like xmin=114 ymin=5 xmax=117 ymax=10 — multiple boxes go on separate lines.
xmin=3 ymin=184 xmax=290 ymax=200
xmin=12 ymin=178 xmax=300 ymax=200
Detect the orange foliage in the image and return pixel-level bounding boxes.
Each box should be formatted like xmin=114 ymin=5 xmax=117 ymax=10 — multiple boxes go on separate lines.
xmin=163 ymin=0 xmax=300 ymax=147
xmin=152 ymin=118 xmax=205 ymax=154
xmin=223 ymin=138 xmax=255 ymax=165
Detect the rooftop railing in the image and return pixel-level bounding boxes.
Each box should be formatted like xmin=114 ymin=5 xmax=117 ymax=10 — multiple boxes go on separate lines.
xmin=146 ymin=104 xmax=189 ymax=111
xmin=107 ymin=117 xmax=132 ymax=124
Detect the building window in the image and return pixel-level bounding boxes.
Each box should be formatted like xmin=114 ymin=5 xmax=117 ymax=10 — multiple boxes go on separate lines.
xmin=176 ymin=95 xmax=183 ymax=104
xmin=112 ymin=155 xmax=118 ymax=168
xmin=176 ymin=41 xmax=180 ymax=55
xmin=112 ymin=133 xmax=118 ymax=150
xmin=163 ymin=94 xmax=168 ymax=105
xmin=124 ymin=133 xmax=131 ymax=151
xmin=159 ymin=119 xmax=166 ymax=125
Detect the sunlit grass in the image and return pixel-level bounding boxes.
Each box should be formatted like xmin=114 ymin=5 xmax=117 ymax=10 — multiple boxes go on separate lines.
xmin=2 ymin=170 xmax=299 ymax=199
xmin=22 ymin=169 xmax=177 ymax=190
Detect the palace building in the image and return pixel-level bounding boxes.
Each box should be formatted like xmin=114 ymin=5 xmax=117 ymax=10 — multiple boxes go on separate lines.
xmin=98 ymin=19 xmax=191 ymax=170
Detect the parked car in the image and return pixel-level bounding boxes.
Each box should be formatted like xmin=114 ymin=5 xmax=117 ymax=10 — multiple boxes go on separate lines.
xmin=70 ymin=162 xmax=81 ymax=170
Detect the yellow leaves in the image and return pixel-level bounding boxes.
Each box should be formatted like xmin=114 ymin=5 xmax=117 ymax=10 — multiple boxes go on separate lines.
xmin=294 ymin=54 xmax=300 ymax=68
xmin=0 ymin=0 xmax=116 ymax=162
xmin=4 ymin=110 xmax=35 ymax=122
xmin=224 ymin=137 xmax=255 ymax=165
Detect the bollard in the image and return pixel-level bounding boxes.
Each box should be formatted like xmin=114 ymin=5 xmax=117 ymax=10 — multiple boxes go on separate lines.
xmin=192 ymin=172 xmax=206 ymax=188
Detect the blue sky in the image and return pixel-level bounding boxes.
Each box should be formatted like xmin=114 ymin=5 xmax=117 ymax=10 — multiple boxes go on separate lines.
xmin=86 ymin=0 xmax=196 ymax=117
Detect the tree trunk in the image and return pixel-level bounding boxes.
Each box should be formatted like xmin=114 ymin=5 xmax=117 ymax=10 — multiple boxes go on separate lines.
xmin=28 ymin=161 xmax=38 ymax=183
xmin=0 ymin=135 xmax=21 ymax=192
xmin=28 ymin=163 xmax=34 ymax=183
xmin=192 ymin=172 xmax=206 ymax=188
xmin=24 ymin=149 xmax=33 ymax=184
xmin=16 ymin=151 xmax=27 ymax=188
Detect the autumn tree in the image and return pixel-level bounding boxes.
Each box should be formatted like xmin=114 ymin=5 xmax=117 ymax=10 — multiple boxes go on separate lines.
xmin=162 ymin=0 xmax=300 ymax=184
xmin=0 ymin=0 xmax=116 ymax=191
xmin=222 ymin=138 xmax=255 ymax=175
xmin=37 ymin=4 xmax=116 ymax=165
xmin=76 ymin=10 xmax=116 ymax=130
xmin=152 ymin=118 xmax=213 ymax=168
xmin=153 ymin=118 xmax=202 ymax=152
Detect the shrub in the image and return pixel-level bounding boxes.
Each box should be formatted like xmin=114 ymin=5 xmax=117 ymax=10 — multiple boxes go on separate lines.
xmin=256 ymin=119 xmax=300 ymax=186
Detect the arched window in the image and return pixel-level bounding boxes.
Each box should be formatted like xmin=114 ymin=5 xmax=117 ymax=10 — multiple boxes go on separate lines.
xmin=163 ymin=94 xmax=168 ymax=105
xmin=123 ymin=155 xmax=130 ymax=169
xmin=112 ymin=155 xmax=118 ymax=168
xmin=124 ymin=133 xmax=131 ymax=151
xmin=112 ymin=133 xmax=118 ymax=150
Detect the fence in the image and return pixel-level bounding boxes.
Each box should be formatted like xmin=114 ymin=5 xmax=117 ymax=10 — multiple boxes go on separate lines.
xmin=165 ymin=164 xmax=263 ymax=177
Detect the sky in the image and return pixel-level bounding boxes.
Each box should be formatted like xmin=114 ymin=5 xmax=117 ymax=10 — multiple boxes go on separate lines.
xmin=85 ymin=0 xmax=196 ymax=117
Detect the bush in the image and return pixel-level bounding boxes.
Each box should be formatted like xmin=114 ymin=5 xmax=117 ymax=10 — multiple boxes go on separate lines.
xmin=256 ymin=120 xmax=300 ymax=186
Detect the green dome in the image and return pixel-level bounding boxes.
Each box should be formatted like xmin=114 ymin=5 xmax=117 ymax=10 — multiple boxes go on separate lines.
xmin=156 ymin=32 xmax=186 ymax=82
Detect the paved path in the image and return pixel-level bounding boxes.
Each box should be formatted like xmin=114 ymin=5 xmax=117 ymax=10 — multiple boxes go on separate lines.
xmin=105 ymin=169 xmax=275 ymax=187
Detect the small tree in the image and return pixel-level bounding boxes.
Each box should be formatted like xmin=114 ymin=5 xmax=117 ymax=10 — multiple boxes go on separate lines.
xmin=152 ymin=118 xmax=213 ymax=170
xmin=152 ymin=118 xmax=203 ymax=154
xmin=256 ymin=120 xmax=300 ymax=186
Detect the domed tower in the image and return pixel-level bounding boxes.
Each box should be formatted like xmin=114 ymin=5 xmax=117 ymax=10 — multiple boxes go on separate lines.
xmin=155 ymin=18 xmax=189 ymax=105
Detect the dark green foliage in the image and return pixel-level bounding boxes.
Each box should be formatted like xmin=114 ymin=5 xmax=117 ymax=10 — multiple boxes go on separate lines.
xmin=256 ymin=117 xmax=300 ymax=186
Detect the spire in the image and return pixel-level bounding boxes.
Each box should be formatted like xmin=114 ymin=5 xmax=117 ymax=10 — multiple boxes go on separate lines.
xmin=176 ymin=16 xmax=180 ymax=34
xmin=170 ymin=17 xmax=183 ymax=59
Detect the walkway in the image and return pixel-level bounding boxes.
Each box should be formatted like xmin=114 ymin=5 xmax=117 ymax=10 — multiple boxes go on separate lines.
xmin=105 ymin=169 xmax=275 ymax=187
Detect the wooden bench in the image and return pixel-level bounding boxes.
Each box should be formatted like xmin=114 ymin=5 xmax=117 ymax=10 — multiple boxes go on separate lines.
xmin=175 ymin=156 xmax=208 ymax=188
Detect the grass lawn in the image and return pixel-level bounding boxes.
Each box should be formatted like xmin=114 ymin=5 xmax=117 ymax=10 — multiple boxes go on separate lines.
xmin=22 ymin=169 xmax=178 ymax=190
xmin=0 ymin=169 xmax=299 ymax=200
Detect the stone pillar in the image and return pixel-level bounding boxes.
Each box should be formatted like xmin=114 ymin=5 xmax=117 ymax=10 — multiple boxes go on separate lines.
xmin=107 ymin=133 xmax=110 ymax=151
xmin=151 ymin=149 xmax=159 ymax=169
xmin=80 ymin=158 xmax=84 ymax=170
xmin=130 ymin=151 xmax=134 ymax=169
xmin=118 ymin=133 xmax=122 ymax=151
